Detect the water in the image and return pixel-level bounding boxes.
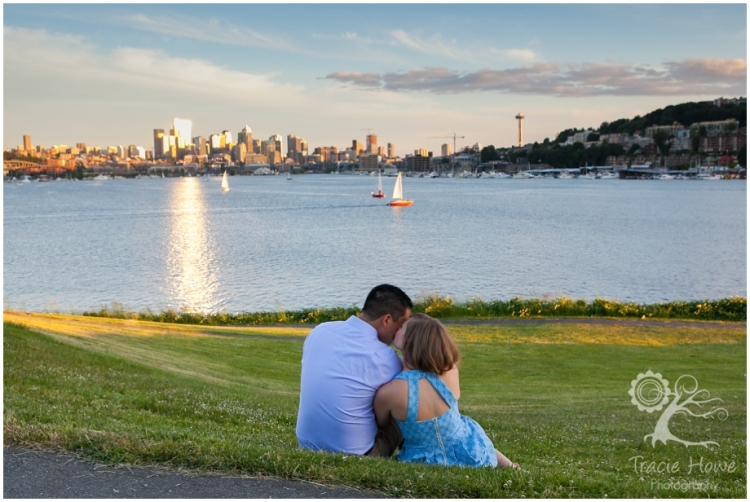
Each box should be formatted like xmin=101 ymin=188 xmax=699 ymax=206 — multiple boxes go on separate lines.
xmin=3 ymin=175 xmax=746 ymax=313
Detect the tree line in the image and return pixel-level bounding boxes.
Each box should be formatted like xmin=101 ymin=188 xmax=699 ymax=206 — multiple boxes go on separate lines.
xmin=480 ymin=98 xmax=746 ymax=168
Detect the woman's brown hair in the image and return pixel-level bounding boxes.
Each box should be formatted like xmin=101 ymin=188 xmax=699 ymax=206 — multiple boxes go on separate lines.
xmin=401 ymin=313 xmax=460 ymax=375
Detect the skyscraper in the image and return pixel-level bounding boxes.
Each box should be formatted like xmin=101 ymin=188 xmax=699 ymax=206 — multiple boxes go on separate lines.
xmin=441 ymin=143 xmax=452 ymax=157
xmin=153 ymin=129 xmax=165 ymax=158
xmin=238 ymin=126 xmax=253 ymax=152
xmin=287 ymin=134 xmax=301 ymax=156
xmin=23 ymin=134 xmax=31 ymax=151
xmin=366 ymin=134 xmax=377 ymax=153
xmin=387 ymin=142 xmax=395 ymax=158
xmin=352 ymin=140 xmax=363 ymax=155
xmin=193 ymin=136 xmax=207 ymax=156
xmin=270 ymin=135 xmax=282 ymax=156
xmin=172 ymin=118 xmax=192 ymax=143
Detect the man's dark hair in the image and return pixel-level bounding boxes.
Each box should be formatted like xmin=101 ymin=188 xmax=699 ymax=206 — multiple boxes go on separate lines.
xmin=361 ymin=284 xmax=413 ymax=320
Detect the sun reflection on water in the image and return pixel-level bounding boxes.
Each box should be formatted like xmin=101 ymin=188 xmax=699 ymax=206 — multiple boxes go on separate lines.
xmin=166 ymin=178 xmax=222 ymax=312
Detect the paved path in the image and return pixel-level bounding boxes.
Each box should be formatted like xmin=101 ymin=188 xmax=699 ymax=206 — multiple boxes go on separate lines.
xmin=3 ymin=447 xmax=386 ymax=499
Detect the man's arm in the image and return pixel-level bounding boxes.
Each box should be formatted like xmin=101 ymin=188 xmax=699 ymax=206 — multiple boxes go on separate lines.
xmin=373 ymin=384 xmax=393 ymax=428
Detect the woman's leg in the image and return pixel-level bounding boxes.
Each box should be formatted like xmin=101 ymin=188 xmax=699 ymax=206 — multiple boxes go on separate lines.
xmin=495 ymin=449 xmax=518 ymax=469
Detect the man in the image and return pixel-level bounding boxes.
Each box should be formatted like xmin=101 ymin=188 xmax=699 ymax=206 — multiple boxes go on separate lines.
xmin=296 ymin=284 xmax=412 ymax=456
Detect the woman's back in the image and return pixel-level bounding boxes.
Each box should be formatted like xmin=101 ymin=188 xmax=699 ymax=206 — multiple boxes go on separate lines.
xmin=392 ymin=369 xmax=498 ymax=468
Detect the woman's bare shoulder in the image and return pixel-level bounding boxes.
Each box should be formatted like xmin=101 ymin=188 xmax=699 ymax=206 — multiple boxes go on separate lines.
xmin=439 ymin=366 xmax=461 ymax=399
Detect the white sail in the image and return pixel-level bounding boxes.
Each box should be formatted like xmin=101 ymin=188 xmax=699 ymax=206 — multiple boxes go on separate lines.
xmin=221 ymin=170 xmax=230 ymax=191
xmin=392 ymin=172 xmax=404 ymax=200
xmin=377 ymin=172 xmax=383 ymax=192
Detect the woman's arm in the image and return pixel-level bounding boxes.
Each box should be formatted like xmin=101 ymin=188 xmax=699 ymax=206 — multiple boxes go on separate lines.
xmin=440 ymin=366 xmax=461 ymax=400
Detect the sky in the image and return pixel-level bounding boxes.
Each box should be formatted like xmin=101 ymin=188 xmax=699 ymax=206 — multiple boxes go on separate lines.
xmin=3 ymin=2 xmax=747 ymax=157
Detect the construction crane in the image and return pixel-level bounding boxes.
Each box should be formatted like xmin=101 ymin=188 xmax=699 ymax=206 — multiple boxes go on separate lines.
xmin=428 ymin=133 xmax=465 ymax=174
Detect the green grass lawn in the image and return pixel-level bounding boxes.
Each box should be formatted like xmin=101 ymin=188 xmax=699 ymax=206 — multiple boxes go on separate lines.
xmin=3 ymin=312 xmax=746 ymax=498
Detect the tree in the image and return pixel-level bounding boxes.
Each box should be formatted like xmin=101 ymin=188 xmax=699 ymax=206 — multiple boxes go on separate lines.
xmin=628 ymin=144 xmax=641 ymax=155
xmin=738 ymin=145 xmax=746 ymax=168
xmin=652 ymin=130 xmax=673 ymax=157
xmin=480 ymin=145 xmax=500 ymax=163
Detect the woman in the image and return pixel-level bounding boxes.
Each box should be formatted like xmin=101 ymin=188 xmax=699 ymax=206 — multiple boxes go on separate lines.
xmin=374 ymin=313 xmax=517 ymax=468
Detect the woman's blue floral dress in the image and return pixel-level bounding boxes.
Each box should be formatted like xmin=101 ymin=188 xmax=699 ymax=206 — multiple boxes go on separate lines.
xmin=393 ymin=369 xmax=498 ymax=467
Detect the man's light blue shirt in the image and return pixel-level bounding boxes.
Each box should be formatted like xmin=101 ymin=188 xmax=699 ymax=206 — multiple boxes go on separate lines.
xmin=296 ymin=316 xmax=402 ymax=454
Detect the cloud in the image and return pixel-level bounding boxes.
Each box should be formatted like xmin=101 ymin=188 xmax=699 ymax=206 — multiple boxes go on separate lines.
xmin=325 ymin=58 xmax=747 ymax=97
xmin=4 ymin=27 xmax=305 ymax=106
xmin=390 ymin=30 xmax=469 ymax=59
xmin=497 ymin=48 xmax=539 ymax=63
xmin=112 ymin=13 xmax=296 ymax=51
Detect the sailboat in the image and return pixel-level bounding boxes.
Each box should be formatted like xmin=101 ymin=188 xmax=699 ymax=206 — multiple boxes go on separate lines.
xmin=221 ymin=170 xmax=230 ymax=192
xmin=287 ymin=172 xmax=292 ymax=180
xmin=372 ymin=171 xmax=385 ymax=198
xmin=387 ymin=172 xmax=413 ymax=206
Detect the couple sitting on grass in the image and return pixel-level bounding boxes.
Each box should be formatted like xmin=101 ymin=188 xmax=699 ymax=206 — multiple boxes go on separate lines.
xmin=296 ymin=284 xmax=517 ymax=469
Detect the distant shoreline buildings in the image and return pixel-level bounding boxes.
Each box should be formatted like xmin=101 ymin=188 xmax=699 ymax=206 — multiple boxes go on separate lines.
xmin=4 ymin=97 xmax=746 ymax=178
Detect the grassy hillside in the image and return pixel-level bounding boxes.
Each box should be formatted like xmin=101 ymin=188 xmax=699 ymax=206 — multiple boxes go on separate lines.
xmin=4 ymin=312 xmax=746 ymax=497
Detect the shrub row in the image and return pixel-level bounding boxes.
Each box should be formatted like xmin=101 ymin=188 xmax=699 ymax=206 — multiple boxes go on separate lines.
xmin=81 ymin=295 xmax=746 ymax=324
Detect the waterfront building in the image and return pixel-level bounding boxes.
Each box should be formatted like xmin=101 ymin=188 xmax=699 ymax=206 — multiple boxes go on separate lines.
xmin=359 ymin=153 xmax=380 ymax=172
xmin=405 ymin=151 xmax=432 ymax=172
xmin=244 ymin=153 xmax=268 ymax=164
xmin=315 ymin=146 xmax=338 ymax=164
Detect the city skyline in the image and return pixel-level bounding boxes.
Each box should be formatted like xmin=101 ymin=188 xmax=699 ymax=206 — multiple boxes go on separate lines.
xmin=3 ymin=3 xmax=747 ymax=156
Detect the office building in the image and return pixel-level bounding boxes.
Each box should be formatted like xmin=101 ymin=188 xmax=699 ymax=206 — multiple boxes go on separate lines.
xmin=366 ymin=134 xmax=377 ymax=153
xmin=193 ymin=136 xmax=207 ymax=156
xmin=441 ymin=143 xmax=452 ymax=157
xmin=209 ymin=134 xmax=222 ymax=152
xmin=238 ymin=126 xmax=253 ymax=152
xmin=172 ymin=118 xmax=192 ymax=143
xmin=406 ymin=151 xmax=432 ymax=172
xmin=23 ymin=134 xmax=32 ymax=152
xmin=269 ymin=135 xmax=283 ymax=157
xmin=387 ymin=142 xmax=395 ymax=158
xmin=233 ymin=142 xmax=247 ymax=163
xmin=153 ymin=129 xmax=166 ymax=158
xmin=352 ymin=140 xmax=364 ymax=155
xmin=359 ymin=153 xmax=380 ymax=172
xmin=222 ymin=130 xmax=233 ymax=145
